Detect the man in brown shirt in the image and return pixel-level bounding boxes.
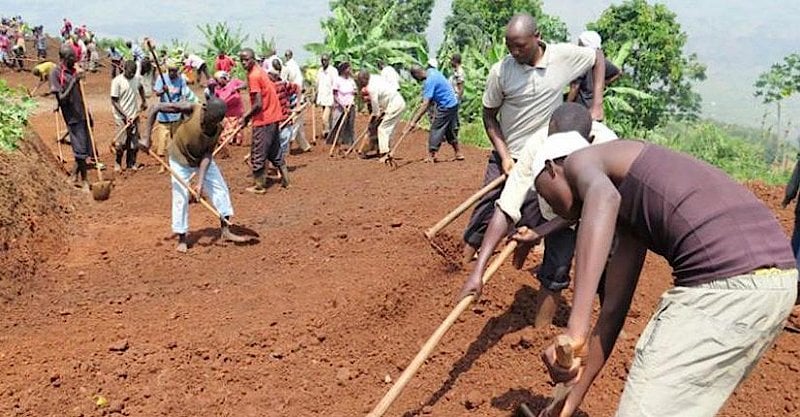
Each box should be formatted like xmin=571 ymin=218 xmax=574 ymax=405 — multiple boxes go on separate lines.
xmin=140 ymin=98 xmax=249 ymax=253
xmin=510 ymin=132 xmax=797 ymax=416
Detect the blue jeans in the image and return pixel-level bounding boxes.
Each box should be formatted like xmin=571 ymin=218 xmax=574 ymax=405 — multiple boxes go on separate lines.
xmin=169 ymin=157 xmax=233 ymax=234
xmin=277 ymin=126 xmax=293 ymax=165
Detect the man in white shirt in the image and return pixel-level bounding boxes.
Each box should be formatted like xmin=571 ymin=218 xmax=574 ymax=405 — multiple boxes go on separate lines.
xmin=316 ymin=54 xmax=339 ymax=140
xmin=282 ymin=49 xmax=311 ymax=149
xmin=110 ymin=60 xmax=147 ymax=171
xmin=377 ymin=59 xmax=400 ymax=91
xmin=356 ymin=70 xmax=406 ymax=159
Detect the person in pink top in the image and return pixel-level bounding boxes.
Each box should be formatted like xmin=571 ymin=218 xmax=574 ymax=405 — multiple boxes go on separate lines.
xmin=331 ymin=61 xmax=357 ymax=146
xmin=209 ymin=71 xmax=247 ymax=145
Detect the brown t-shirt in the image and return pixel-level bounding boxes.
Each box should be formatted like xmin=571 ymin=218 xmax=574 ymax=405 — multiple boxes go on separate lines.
xmin=167 ymin=104 xmax=220 ymax=167
xmin=617 ymin=143 xmax=795 ymax=286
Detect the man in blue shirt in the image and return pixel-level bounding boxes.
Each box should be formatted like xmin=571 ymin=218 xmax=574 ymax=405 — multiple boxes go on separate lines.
xmin=151 ymin=60 xmax=190 ymax=172
xmin=408 ymin=65 xmax=464 ymax=162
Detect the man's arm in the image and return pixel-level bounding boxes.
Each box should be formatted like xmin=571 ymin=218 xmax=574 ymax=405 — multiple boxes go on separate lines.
xmin=193 ymin=152 xmax=212 ymax=197
xmin=54 ymin=72 xmax=81 ymax=101
xmin=783 ymin=156 xmax=800 ymax=208
xmin=408 ymin=98 xmax=432 ymax=127
xmin=457 ymin=208 xmax=515 ymax=300
xmin=546 ymin=230 xmax=646 ymax=416
xmin=110 ymin=96 xmax=128 ymax=123
xmin=567 ymin=80 xmax=580 ymax=102
xmin=241 ymin=91 xmax=262 ymax=126
xmin=138 ymin=83 xmax=147 ymax=111
xmin=562 ymin=154 xmax=621 ymax=347
xmin=589 ymin=49 xmax=606 ymax=121
xmin=483 ymin=106 xmax=513 ymax=174
xmin=139 ymin=101 xmax=194 ymax=150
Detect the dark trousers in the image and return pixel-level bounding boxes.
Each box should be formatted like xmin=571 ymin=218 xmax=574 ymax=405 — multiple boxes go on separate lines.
xmin=792 ymin=205 xmax=800 ymax=269
xmin=67 ymin=119 xmax=93 ymax=160
xmin=251 ymin=123 xmax=282 ymax=175
xmin=114 ymin=123 xmax=139 ymax=168
xmin=329 ymin=105 xmax=355 ymax=145
xmin=462 ymin=151 xmax=577 ymax=291
xmin=428 ymin=104 xmax=459 ymax=152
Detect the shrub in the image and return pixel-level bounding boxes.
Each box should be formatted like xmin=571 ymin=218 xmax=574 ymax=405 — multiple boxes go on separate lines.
xmin=0 ymin=79 xmax=37 ymax=152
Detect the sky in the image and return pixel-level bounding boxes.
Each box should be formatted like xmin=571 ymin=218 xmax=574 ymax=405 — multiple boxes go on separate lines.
xmin=2 ymin=0 xmax=799 ymax=135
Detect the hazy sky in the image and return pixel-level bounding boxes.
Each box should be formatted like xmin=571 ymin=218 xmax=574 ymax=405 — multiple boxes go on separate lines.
xmin=2 ymin=0 xmax=799 ymax=133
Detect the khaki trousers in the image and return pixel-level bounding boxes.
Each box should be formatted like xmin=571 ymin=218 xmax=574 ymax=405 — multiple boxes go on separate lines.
xmin=615 ymin=269 xmax=797 ymax=417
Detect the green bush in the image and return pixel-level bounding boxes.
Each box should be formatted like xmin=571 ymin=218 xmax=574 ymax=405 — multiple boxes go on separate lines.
xmin=0 ymin=79 xmax=37 ymax=152
xmin=650 ymin=121 xmax=791 ymax=185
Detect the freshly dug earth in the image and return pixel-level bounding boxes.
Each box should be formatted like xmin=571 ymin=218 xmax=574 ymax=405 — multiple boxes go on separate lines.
xmin=1 ymin=66 xmax=798 ymax=417
xmin=0 ymin=129 xmax=73 ymax=303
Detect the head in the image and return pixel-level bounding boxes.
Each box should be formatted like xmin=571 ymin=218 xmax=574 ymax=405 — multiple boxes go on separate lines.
xmin=213 ymin=70 xmax=230 ymax=86
xmin=166 ymin=59 xmax=180 ymax=79
xmin=218 ymin=50 xmax=226 ymax=57
xmin=450 ymin=53 xmax=462 ymax=68
xmin=548 ymin=103 xmax=593 ymax=140
xmin=409 ymin=65 xmax=427 ymax=82
xmin=577 ymin=31 xmax=602 ymax=50
xmin=123 ymin=60 xmax=136 ymax=79
xmin=284 ymin=49 xmax=293 ymax=61
xmin=532 ymin=133 xmax=591 ymax=221
xmin=505 ymin=14 xmax=540 ymax=65
xmin=239 ymin=48 xmax=257 ymax=71
xmin=338 ymin=61 xmax=351 ymax=78
xmin=427 ymin=58 xmax=438 ymax=69
xmin=59 ymin=44 xmax=77 ymax=67
xmin=202 ymin=97 xmax=227 ymax=129
xmin=267 ymin=59 xmax=282 ymax=79
xmin=125 ymin=41 xmax=131 ymax=49
xmin=141 ymin=57 xmax=153 ymax=75
xmin=376 ymin=59 xmax=385 ymax=70
xmin=356 ymin=69 xmax=370 ymax=88
xmin=320 ymin=53 xmax=330 ymax=68
xmin=32 ymin=67 xmax=41 ymax=78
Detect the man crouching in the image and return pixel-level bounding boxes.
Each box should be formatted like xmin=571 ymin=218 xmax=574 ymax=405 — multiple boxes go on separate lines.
xmin=139 ymin=97 xmax=250 ymax=253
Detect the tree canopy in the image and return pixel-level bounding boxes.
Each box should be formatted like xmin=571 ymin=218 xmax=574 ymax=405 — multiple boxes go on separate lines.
xmin=328 ymin=0 xmax=435 ymax=41
xmin=441 ymin=0 xmax=568 ymax=55
xmin=588 ymin=0 xmax=706 ymax=130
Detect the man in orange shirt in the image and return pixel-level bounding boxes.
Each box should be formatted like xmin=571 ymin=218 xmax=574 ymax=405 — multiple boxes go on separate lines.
xmin=239 ymin=48 xmax=288 ymax=193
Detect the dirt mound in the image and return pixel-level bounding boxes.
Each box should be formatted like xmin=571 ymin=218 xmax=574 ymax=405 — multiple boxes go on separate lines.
xmin=0 ymin=129 xmax=73 ymax=302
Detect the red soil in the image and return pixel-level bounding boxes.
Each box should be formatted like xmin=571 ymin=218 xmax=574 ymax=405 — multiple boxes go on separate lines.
xmin=0 ymin=59 xmax=798 ymax=417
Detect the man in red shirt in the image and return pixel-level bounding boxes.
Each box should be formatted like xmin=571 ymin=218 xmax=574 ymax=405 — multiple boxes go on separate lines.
xmin=239 ymin=48 xmax=288 ymax=193
xmin=214 ymin=51 xmax=235 ymax=73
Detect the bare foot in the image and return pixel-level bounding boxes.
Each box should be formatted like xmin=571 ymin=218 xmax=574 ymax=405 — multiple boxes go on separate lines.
xmin=221 ymin=227 xmax=252 ymax=243
xmin=176 ymin=242 xmax=188 ymax=253
xmin=534 ymin=289 xmax=560 ymax=328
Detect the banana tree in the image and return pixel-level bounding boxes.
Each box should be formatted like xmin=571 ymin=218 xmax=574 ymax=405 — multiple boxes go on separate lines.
xmin=198 ymin=22 xmax=248 ymax=57
xmin=304 ymin=5 xmax=426 ymax=76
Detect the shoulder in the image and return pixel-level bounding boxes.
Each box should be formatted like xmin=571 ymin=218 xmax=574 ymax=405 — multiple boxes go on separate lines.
xmin=491 ymin=56 xmax=515 ymax=77
xmin=549 ymin=43 xmax=595 ymax=61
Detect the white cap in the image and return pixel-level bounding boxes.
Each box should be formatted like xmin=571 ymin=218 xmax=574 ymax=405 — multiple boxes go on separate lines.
xmin=578 ymin=30 xmax=602 ymax=49
xmin=427 ymin=57 xmax=438 ymax=68
xmin=530 ymin=131 xmax=590 ymax=185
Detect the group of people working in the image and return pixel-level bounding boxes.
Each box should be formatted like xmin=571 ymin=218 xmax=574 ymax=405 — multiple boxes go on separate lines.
xmin=41 ymin=12 xmax=799 ymax=416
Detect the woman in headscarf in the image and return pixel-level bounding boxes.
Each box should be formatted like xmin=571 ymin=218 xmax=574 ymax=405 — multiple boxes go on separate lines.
xmin=331 ymin=61 xmax=356 ymax=148
xmin=210 ymin=70 xmax=247 ymax=145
